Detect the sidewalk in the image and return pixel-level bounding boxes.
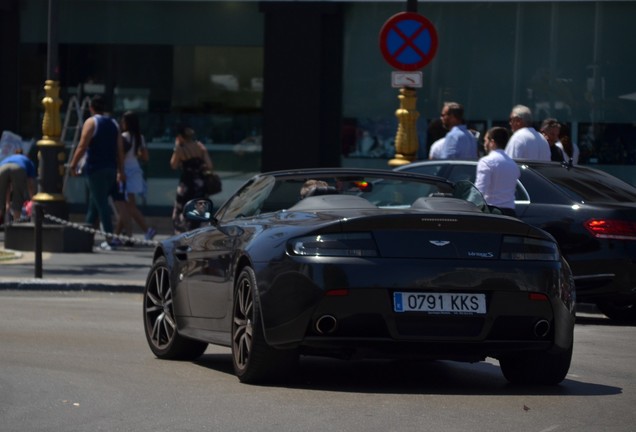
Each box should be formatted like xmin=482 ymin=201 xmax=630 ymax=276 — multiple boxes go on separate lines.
xmin=0 ymin=215 xmax=174 ymax=292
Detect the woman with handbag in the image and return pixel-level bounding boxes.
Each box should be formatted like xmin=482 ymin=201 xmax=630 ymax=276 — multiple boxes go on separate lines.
xmin=170 ymin=124 xmax=214 ymax=234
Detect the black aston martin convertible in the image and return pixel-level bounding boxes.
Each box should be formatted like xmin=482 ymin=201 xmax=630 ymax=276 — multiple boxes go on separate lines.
xmin=143 ymin=168 xmax=575 ymax=385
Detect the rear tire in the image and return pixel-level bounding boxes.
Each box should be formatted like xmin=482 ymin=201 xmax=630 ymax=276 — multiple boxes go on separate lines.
xmin=499 ymin=344 xmax=572 ymax=385
xmin=143 ymin=256 xmax=208 ymax=360
xmin=232 ymin=266 xmax=298 ymax=384
xmin=596 ymin=300 xmax=636 ymax=322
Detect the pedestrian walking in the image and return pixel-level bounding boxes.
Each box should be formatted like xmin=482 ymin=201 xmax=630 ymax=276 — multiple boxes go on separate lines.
xmin=69 ymin=95 xmax=125 ymax=248
xmin=426 ymin=118 xmax=447 ymax=160
xmin=170 ymin=124 xmax=214 ymax=234
xmin=556 ymin=124 xmax=580 ymax=165
xmin=428 ymin=137 xmax=445 ymax=160
xmin=474 ymin=126 xmax=520 ymax=217
xmin=438 ymin=102 xmax=478 ymax=160
xmin=540 ymin=118 xmax=566 ymax=162
xmin=505 ymin=105 xmax=550 ymax=161
xmin=117 ymin=111 xmax=155 ymax=241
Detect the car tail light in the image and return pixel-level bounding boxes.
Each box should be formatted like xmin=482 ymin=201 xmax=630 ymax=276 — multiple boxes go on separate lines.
xmin=529 ymin=292 xmax=549 ymax=301
xmin=500 ymin=236 xmax=559 ymax=261
xmin=290 ymin=233 xmax=378 ymax=257
xmin=584 ymin=218 xmax=636 ymax=240
xmin=326 ymin=289 xmax=349 ymax=296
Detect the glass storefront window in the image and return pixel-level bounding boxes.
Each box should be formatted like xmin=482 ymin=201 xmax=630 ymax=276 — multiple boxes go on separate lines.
xmin=17 ymin=0 xmax=265 ymax=211
xmin=18 ymin=0 xmax=264 ymax=167
xmin=342 ymin=2 xmax=636 ymax=167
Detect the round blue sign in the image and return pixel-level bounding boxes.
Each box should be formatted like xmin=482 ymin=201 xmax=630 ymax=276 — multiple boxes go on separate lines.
xmin=379 ymin=12 xmax=439 ymax=71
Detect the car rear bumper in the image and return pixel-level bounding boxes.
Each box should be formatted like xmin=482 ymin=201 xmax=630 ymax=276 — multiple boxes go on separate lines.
xmin=255 ymin=257 xmax=575 ymax=358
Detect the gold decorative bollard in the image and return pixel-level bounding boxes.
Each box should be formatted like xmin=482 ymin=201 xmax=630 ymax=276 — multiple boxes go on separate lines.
xmin=5 ymin=1 xmax=93 ymax=254
xmin=4 ymin=79 xmax=94 ymax=252
xmin=40 ymin=80 xmax=62 ymax=142
xmin=388 ymin=87 xmax=420 ymax=167
xmin=33 ymin=79 xmax=68 ymax=211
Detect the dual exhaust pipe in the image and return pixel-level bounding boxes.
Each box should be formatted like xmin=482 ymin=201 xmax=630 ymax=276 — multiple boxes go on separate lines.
xmin=534 ymin=319 xmax=551 ymax=338
xmin=315 ymin=315 xmax=337 ymax=335
xmin=315 ymin=315 xmax=550 ymax=339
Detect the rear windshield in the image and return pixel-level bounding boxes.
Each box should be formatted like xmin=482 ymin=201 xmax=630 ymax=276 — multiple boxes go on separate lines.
xmin=216 ymin=171 xmax=483 ymax=222
xmin=531 ymin=165 xmax=636 ymax=203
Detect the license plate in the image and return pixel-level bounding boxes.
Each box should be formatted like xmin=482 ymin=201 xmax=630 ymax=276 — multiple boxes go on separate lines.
xmin=393 ymin=292 xmax=486 ymax=315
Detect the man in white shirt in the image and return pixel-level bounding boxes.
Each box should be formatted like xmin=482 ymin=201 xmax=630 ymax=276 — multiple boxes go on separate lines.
xmin=475 ymin=126 xmax=520 ymax=217
xmin=428 ymin=137 xmax=445 ymax=159
xmin=505 ymin=105 xmax=550 ymax=161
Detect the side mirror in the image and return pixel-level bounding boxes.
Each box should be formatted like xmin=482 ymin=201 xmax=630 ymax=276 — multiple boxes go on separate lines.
xmin=183 ymin=198 xmax=214 ymax=222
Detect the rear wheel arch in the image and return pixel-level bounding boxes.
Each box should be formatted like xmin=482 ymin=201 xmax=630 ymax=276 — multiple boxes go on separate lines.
xmin=143 ymin=256 xmax=208 ymax=360
xmin=499 ymin=342 xmax=573 ymax=385
xmin=231 ymin=265 xmax=298 ymax=383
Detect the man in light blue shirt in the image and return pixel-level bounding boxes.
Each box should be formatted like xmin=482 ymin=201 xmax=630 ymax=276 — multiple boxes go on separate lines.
xmin=439 ymin=102 xmax=478 ymax=160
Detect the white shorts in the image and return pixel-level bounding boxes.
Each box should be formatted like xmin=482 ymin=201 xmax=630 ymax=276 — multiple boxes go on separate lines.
xmin=124 ymin=164 xmax=146 ymax=196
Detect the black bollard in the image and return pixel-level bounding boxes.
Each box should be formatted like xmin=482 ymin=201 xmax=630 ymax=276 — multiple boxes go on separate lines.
xmin=34 ymin=203 xmax=43 ymax=278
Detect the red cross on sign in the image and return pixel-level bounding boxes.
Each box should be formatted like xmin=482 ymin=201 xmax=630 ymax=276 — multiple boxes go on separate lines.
xmin=379 ymin=12 xmax=439 ymax=71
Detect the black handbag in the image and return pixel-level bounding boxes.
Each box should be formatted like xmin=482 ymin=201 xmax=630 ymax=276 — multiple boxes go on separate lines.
xmin=203 ymin=170 xmax=222 ymax=195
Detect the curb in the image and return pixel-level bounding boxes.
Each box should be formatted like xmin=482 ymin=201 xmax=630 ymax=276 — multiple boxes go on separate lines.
xmin=0 ymin=279 xmax=144 ymax=293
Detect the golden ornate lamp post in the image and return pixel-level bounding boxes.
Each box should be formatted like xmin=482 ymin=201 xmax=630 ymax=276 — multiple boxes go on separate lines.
xmin=3 ymin=0 xmax=93 ymax=257
xmin=379 ymin=1 xmax=437 ymax=168
xmin=388 ymin=87 xmax=420 ymax=167
xmin=33 ymin=80 xmax=68 ymax=216
xmin=33 ymin=0 xmax=68 ymax=220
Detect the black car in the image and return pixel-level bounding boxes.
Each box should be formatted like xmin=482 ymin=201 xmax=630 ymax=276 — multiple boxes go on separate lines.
xmin=396 ymin=160 xmax=636 ymax=322
xmin=143 ymin=168 xmax=575 ymax=385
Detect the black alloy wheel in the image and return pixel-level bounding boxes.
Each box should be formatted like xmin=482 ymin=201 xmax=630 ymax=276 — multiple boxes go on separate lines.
xmin=232 ymin=266 xmax=298 ymax=384
xmin=232 ymin=269 xmax=254 ymax=373
xmin=143 ymin=256 xmax=207 ymax=360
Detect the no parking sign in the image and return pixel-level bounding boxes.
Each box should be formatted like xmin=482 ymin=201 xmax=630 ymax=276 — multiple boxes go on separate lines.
xmin=379 ymin=12 xmax=439 ymax=71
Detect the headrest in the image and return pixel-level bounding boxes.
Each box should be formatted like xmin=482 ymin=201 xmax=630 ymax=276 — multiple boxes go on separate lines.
xmin=305 ymin=186 xmax=338 ymax=197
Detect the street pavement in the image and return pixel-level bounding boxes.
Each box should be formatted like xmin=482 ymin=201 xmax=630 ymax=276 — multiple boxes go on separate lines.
xmin=0 ymin=215 xmax=174 ymax=292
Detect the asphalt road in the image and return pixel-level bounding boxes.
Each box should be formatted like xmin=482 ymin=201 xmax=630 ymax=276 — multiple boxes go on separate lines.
xmin=1 ymin=291 xmax=635 ymax=432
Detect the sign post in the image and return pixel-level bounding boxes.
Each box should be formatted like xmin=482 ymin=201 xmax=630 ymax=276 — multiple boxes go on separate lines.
xmin=379 ymin=11 xmax=438 ymax=166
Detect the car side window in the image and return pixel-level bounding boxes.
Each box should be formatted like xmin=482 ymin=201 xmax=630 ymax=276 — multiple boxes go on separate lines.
xmin=406 ymin=164 xmax=444 ymax=176
xmin=448 ymin=165 xmax=477 ymax=183
xmin=219 ymin=176 xmax=276 ymax=221
xmin=515 ymin=181 xmax=529 ymax=201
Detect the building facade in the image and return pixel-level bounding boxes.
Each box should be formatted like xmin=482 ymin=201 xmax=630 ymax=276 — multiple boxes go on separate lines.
xmin=2 ymin=0 xmax=635 ymax=208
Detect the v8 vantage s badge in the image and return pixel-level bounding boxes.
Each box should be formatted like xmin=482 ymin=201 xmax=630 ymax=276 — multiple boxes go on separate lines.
xmin=467 ymin=251 xmax=495 ymax=258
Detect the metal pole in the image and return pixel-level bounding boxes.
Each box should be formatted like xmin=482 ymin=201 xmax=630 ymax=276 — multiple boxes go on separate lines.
xmin=34 ymin=203 xmax=43 ymax=279
xmin=388 ymin=0 xmax=420 ymax=167
xmin=47 ymin=0 xmax=59 ymax=81
xmin=35 ymin=0 xmax=68 ymax=221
